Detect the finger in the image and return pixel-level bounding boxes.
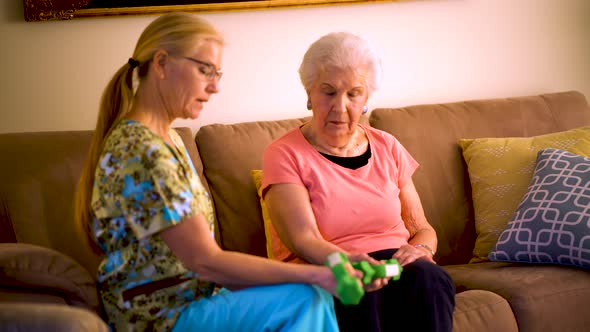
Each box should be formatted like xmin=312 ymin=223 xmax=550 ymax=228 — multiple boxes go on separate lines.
xmin=366 ymin=256 xmax=382 ymax=265
xmin=397 ymin=252 xmax=416 ymax=266
xmin=392 ymin=248 xmax=410 ymax=260
xmin=365 ymin=281 xmax=382 ymax=292
xmin=365 ymin=277 xmax=389 ymax=292
xmin=343 ymin=262 xmax=360 ymax=277
xmin=347 ymin=253 xmax=366 ymax=263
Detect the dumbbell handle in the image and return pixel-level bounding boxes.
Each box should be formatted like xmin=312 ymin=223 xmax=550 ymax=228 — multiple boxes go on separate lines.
xmin=352 ymin=259 xmax=403 ymax=284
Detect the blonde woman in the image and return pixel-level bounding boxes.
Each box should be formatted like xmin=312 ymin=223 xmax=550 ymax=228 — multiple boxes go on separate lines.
xmin=76 ymin=13 xmax=339 ymax=332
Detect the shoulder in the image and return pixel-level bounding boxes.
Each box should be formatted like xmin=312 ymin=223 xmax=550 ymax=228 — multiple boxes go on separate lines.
xmin=98 ymin=121 xmax=175 ymax=177
xmin=103 ymin=121 xmax=171 ymax=159
xmin=362 ymin=124 xmax=400 ymax=146
xmin=270 ymin=127 xmax=303 ymax=145
xmin=168 ymin=129 xmax=186 ymax=149
xmin=265 ymin=126 xmax=306 ymax=153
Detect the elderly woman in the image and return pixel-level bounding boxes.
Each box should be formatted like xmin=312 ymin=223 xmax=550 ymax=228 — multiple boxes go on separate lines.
xmin=262 ymin=32 xmax=455 ymax=332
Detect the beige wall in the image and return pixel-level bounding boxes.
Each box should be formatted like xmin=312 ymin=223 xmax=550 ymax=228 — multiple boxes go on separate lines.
xmin=1 ymin=0 xmax=589 ymax=134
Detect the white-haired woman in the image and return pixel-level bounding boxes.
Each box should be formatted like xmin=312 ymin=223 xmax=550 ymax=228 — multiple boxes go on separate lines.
xmin=262 ymin=32 xmax=455 ymax=332
xmin=76 ymin=13 xmax=340 ymax=332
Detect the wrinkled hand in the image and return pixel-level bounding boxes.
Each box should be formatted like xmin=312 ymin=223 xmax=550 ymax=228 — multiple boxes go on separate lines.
xmin=347 ymin=253 xmax=389 ymax=292
xmin=393 ymin=244 xmax=435 ymax=266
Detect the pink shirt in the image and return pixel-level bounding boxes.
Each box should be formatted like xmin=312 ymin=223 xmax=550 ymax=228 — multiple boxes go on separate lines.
xmin=262 ymin=124 xmax=419 ymax=262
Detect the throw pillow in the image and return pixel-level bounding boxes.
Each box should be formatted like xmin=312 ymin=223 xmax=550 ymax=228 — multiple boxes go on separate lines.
xmin=488 ymin=148 xmax=590 ymax=269
xmin=250 ymin=169 xmax=304 ymax=263
xmin=459 ymin=126 xmax=590 ymax=262
xmin=250 ymin=169 xmax=275 ymax=258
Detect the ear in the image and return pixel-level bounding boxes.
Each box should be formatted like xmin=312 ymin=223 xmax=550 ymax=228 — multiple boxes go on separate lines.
xmin=306 ymin=94 xmax=312 ymax=110
xmin=151 ymin=49 xmax=169 ymax=80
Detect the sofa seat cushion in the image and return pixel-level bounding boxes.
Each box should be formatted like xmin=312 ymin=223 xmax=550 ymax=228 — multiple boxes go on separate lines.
xmin=444 ymin=262 xmax=590 ymax=331
xmin=453 ymin=290 xmax=517 ymax=332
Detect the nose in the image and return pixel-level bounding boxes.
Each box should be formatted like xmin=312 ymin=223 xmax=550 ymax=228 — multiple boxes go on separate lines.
xmin=332 ymin=93 xmax=348 ymax=113
xmin=206 ymin=80 xmax=220 ymax=94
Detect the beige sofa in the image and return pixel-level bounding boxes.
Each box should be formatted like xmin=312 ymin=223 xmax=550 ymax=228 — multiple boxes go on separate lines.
xmin=1 ymin=91 xmax=589 ymax=331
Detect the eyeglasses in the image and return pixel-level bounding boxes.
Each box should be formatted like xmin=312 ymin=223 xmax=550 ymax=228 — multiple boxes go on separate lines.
xmin=182 ymin=56 xmax=223 ymax=82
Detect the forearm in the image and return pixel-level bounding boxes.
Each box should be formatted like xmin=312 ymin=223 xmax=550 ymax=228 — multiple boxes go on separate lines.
xmin=161 ymin=214 xmax=330 ymax=288
xmin=400 ymin=180 xmax=437 ymax=256
xmin=265 ymin=184 xmax=345 ymax=265
xmin=289 ymin=233 xmax=345 ymax=266
xmin=195 ymin=249 xmax=327 ymax=287
xmin=408 ymin=228 xmax=437 ymax=256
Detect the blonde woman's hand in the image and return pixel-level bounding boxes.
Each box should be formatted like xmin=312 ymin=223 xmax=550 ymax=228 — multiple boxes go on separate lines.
xmin=312 ymin=264 xmax=362 ymax=299
xmin=315 ymin=265 xmax=339 ymax=297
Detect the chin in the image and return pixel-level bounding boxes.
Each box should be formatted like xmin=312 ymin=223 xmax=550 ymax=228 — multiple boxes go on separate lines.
xmin=185 ymin=104 xmax=203 ymax=119
xmin=327 ymin=122 xmax=353 ymax=133
xmin=187 ymin=110 xmax=202 ymax=119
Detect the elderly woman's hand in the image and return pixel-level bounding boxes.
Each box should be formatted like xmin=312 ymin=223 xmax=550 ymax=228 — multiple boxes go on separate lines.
xmin=347 ymin=253 xmax=389 ymax=292
xmin=393 ymin=244 xmax=436 ymax=266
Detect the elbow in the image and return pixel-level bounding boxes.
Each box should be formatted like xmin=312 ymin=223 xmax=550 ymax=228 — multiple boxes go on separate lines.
xmin=189 ymin=246 xmax=223 ymax=282
xmin=277 ymin=228 xmax=320 ymax=260
xmin=272 ymin=222 xmax=304 ymax=253
xmin=194 ymin=268 xmax=217 ymax=283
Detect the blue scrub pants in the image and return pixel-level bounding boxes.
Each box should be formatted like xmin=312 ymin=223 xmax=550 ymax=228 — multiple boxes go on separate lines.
xmin=172 ymin=283 xmax=339 ymax=332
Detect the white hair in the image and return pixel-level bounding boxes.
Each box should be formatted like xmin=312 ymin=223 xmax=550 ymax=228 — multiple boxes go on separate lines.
xmin=298 ymin=32 xmax=382 ymax=94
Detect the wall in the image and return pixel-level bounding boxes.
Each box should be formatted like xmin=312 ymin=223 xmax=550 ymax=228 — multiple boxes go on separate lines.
xmin=1 ymin=0 xmax=589 ymax=134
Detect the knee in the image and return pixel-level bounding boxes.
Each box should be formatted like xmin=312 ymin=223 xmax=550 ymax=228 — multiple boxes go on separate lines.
xmin=284 ymin=284 xmax=334 ymax=308
xmin=290 ymin=284 xmax=333 ymax=300
xmin=403 ymin=260 xmax=455 ymax=293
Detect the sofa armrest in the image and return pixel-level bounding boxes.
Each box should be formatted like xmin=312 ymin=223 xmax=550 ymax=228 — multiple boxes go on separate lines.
xmin=0 ymin=302 xmax=109 ymax=332
xmin=0 ymin=243 xmax=100 ymax=311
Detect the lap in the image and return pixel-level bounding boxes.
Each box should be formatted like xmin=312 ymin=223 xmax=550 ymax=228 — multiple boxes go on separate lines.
xmin=173 ymin=283 xmax=333 ymax=332
xmin=334 ymin=248 xmax=455 ymax=332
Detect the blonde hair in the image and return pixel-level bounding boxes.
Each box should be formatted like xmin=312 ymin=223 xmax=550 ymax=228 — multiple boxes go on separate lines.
xmin=75 ymin=13 xmax=223 ymax=254
xmin=299 ymin=32 xmax=382 ymax=95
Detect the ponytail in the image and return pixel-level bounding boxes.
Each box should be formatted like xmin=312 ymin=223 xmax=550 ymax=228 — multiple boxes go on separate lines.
xmin=74 ymin=63 xmax=135 ymax=254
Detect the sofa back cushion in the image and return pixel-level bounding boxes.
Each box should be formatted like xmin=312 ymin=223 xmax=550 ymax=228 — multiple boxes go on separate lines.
xmin=369 ymin=91 xmax=590 ymax=265
xmin=0 ymin=127 xmax=203 ymax=277
xmin=195 ymin=118 xmax=309 ymax=257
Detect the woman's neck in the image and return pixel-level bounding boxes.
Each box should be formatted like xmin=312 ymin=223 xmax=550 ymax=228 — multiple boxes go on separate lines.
xmin=126 ymin=104 xmax=173 ymax=145
xmin=302 ymin=123 xmax=368 ymax=157
xmin=125 ymin=80 xmax=176 ymax=144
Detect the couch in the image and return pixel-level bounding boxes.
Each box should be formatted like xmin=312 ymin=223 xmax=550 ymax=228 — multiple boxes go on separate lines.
xmin=1 ymin=90 xmax=589 ymax=331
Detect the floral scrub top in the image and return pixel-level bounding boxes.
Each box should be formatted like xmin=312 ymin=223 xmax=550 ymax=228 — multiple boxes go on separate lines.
xmin=91 ymin=120 xmax=216 ymax=332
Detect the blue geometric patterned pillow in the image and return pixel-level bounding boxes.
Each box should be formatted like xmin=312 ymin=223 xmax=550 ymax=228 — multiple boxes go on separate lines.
xmin=488 ymin=148 xmax=590 ymax=270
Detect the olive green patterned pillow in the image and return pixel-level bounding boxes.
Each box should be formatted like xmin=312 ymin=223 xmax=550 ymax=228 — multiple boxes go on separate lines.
xmin=459 ymin=126 xmax=590 ymax=263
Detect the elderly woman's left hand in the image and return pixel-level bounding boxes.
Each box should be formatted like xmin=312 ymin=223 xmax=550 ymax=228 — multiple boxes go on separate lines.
xmin=393 ymin=244 xmax=435 ymax=266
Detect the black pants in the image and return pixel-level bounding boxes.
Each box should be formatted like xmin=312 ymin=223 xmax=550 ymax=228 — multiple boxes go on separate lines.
xmin=334 ymin=248 xmax=455 ymax=332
